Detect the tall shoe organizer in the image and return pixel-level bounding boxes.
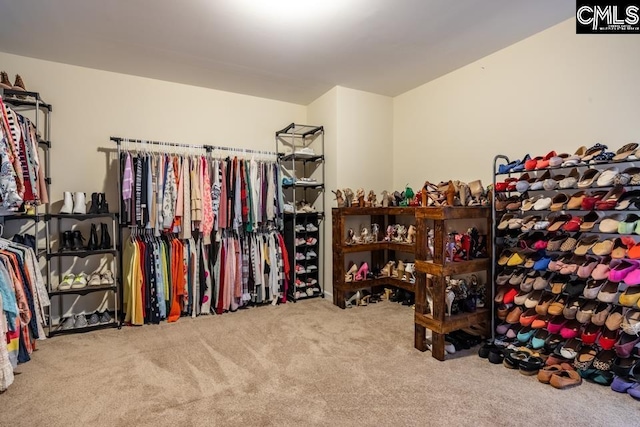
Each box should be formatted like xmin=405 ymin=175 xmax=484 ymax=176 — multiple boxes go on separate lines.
xmin=276 ymin=123 xmax=325 ymax=301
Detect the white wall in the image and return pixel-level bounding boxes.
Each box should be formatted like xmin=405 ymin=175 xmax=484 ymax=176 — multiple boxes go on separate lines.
xmin=0 ymin=51 xmax=305 ymax=318
xmin=393 ymin=18 xmax=640 ymax=189
xmin=0 ymin=51 xmax=306 ymax=207
xmin=336 ymin=87 xmax=393 ymax=194
xmin=307 ymin=86 xmax=393 ymax=297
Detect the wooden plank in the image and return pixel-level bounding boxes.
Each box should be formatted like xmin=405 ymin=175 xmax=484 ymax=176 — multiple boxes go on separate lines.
xmin=332 ymin=210 xmax=345 ymax=308
xmin=414 ymin=309 xmax=490 ymax=334
xmin=431 ymin=332 xmax=446 ymax=361
xmin=415 ymin=259 xmax=490 ymax=276
xmin=415 ymin=324 xmax=428 ymax=352
xmin=342 ymin=242 xmax=415 ymax=253
xmin=332 ymin=207 xmax=417 ymax=216
xmin=415 ymin=206 xmax=491 ymax=220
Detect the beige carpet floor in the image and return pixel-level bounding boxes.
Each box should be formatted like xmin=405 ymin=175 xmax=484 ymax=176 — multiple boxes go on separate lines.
xmin=2 ymin=300 xmax=638 ymax=426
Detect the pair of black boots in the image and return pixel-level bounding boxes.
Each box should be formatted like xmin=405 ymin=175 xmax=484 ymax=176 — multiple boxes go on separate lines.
xmin=88 ymin=192 xmax=109 ymax=214
xmin=61 ymin=223 xmax=111 ymax=251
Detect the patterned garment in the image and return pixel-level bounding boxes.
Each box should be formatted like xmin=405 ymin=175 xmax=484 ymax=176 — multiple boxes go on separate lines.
xmin=162 ymin=157 xmax=177 ymax=229
xmin=0 ymin=134 xmax=21 ymax=209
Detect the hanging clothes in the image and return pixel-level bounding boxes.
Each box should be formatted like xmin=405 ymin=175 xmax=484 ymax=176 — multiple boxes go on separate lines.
xmin=0 ymin=236 xmax=49 ymax=392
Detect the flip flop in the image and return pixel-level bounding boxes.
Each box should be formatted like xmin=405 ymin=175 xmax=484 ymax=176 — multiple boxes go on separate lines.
xmin=574 ymin=235 xmax=600 ymax=256
xmin=567 ymin=191 xmax=586 ymax=209
xmin=582 ymin=143 xmax=608 ymax=162
xmin=596 ymin=167 xmax=620 ymax=187
xmin=548 ymin=214 xmax=572 ymax=232
xmin=598 ymin=213 xmax=623 ymax=233
xmin=613 ymin=143 xmax=639 ymax=161
xmin=578 ymin=169 xmax=601 ymax=188
xmin=579 ymin=211 xmax=600 ymax=231
xmin=550 ymin=193 xmax=569 ymax=211
xmin=593 ymin=239 xmax=615 ymax=256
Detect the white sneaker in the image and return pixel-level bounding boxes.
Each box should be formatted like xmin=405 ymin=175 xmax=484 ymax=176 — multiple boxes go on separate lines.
xmin=305 ymin=223 xmax=318 ymax=232
xmin=295 ymin=238 xmax=306 ymax=246
xmin=71 ymin=273 xmax=88 ymax=289
xmin=306 ymin=250 xmax=317 ymax=259
xmin=295 ymin=224 xmax=305 ymax=233
xmin=295 ymin=253 xmax=306 ymax=261
xmin=101 ymin=270 xmax=115 ymax=285
xmin=307 ymin=265 xmax=318 ymax=271
xmin=59 ymin=274 xmax=75 ymax=290
xmin=88 ymin=273 xmax=102 ymax=286
xmin=284 ymin=203 xmax=295 ymax=214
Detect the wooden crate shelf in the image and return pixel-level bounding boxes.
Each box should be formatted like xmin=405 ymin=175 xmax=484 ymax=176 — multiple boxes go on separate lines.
xmin=412 ymin=206 xmax=492 ymax=361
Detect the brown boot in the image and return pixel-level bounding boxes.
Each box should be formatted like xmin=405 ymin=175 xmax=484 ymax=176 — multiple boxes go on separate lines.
xmin=12 ymin=74 xmax=26 ymax=91
xmin=0 ymin=71 xmax=11 ymax=90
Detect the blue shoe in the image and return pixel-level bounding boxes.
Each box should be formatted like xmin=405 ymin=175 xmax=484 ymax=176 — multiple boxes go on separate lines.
xmin=517 ymin=326 xmax=535 ymax=343
xmin=511 ymin=154 xmax=531 ymax=172
xmin=531 ymin=329 xmax=548 ymax=349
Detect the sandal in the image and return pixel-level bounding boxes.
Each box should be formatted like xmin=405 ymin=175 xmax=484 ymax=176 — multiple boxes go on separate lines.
xmin=613 ymin=143 xmax=639 ymax=161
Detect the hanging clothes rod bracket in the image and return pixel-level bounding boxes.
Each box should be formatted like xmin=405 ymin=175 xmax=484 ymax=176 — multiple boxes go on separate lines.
xmin=110 ymin=136 xmax=277 ymax=155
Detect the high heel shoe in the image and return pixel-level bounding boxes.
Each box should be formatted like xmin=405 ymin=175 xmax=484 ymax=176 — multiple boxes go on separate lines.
xmin=366 ymin=190 xmax=376 ymax=207
xmin=355 ymin=188 xmax=365 ymax=207
xmin=393 ymin=260 xmax=405 ymax=279
xmin=355 ymin=262 xmax=369 ymax=281
xmin=406 ymin=225 xmax=416 ymax=244
xmin=380 ymin=261 xmax=395 ymax=277
xmin=345 ymin=262 xmax=357 ymax=282
xmin=343 ymin=188 xmax=354 ymax=208
xmin=345 ymin=228 xmax=355 ymax=245
xmin=381 ymin=191 xmax=389 ymax=207
xmin=446 ymin=286 xmax=455 ymax=316
xmin=345 ymin=291 xmax=361 ymax=308
xmin=446 ymin=180 xmax=456 ymax=206
xmin=405 ymin=263 xmax=415 ymax=283
xmin=333 ymin=189 xmax=345 ymax=208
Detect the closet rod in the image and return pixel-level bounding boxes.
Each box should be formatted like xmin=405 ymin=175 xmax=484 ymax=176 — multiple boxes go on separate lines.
xmin=110 ymin=136 xmax=278 ymax=155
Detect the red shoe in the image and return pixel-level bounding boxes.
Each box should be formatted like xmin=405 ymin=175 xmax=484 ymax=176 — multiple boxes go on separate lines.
xmin=581 ymin=323 xmax=601 ymax=345
xmin=598 ymin=327 xmax=619 ymax=350
xmin=503 ymin=287 xmax=519 ymax=305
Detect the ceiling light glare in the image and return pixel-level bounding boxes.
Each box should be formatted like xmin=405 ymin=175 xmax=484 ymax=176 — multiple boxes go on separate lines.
xmin=232 ymin=0 xmax=350 ymax=24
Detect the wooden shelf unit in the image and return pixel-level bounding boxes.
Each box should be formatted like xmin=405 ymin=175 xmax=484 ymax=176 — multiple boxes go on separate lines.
xmin=413 ymin=206 xmax=492 ymax=361
xmin=332 ymin=207 xmax=417 ymax=309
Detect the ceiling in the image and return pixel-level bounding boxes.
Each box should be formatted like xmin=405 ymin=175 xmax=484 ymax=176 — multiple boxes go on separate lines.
xmin=0 ymin=0 xmax=573 ymax=104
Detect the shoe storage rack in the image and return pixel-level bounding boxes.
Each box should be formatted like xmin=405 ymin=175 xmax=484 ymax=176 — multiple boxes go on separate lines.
xmin=413 ymin=206 xmax=492 ymax=361
xmin=332 ymin=206 xmax=417 ymax=309
xmin=46 ymin=213 xmax=120 ymax=336
xmin=492 ymin=149 xmax=640 ymax=387
xmin=276 ymin=123 xmax=325 ymax=301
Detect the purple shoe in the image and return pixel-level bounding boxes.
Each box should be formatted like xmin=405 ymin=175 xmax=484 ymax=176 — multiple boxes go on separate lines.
xmin=615 ymin=333 xmax=640 ymax=358
xmin=628 ymin=382 xmax=640 ymax=400
xmin=609 ymin=259 xmax=639 ymax=283
xmin=612 ymin=376 xmax=636 ymax=393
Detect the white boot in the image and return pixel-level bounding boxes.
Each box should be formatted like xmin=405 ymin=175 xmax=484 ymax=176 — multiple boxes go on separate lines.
xmin=59 ymin=192 xmax=73 ymax=214
xmin=72 ymin=192 xmax=86 ymax=214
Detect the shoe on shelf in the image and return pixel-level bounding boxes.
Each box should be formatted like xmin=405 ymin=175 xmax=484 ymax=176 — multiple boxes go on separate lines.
xmin=88 ymin=192 xmax=100 ymax=214
xmin=72 ymin=192 xmax=86 ymax=214
xmin=294 ymin=147 xmax=315 ymax=157
xmin=295 ymin=264 xmax=307 ymax=274
xmin=306 ymin=223 xmax=318 ymax=232
xmin=298 ymin=177 xmax=317 ymax=185
xmin=98 ymin=193 xmax=109 ymax=214
xmin=307 ymin=278 xmax=318 ymax=286
xmin=307 ymin=265 xmax=318 ymax=271
xmin=282 ymin=177 xmax=295 ymax=186
xmin=88 ymin=273 xmax=102 ymax=286
xmin=295 ymin=224 xmax=305 ymax=233
xmin=74 ymin=314 xmax=88 ymax=329
xmin=295 ymin=238 xmax=306 ymax=247
xmin=295 ymin=252 xmax=306 ymax=261
xmin=87 ymin=312 xmax=100 ymax=326
xmin=295 ymin=279 xmax=305 ymax=289
xmin=72 ymin=230 xmax=85 ymax=251
xmin=61 ymin=316 xmax=75 ymax=330
xmin=284 ymin=203 xmax=295 ymax=214
xmin=59 ymin=192 xmax=74 ymax=214
xmin=12 ymin=74 xmax=26 ymax=92
xmin=100 ymin=270 xmax=115 ymax=285
xmin=306 ymin=237 xmax=318 ymax=246
xmin=296 ymin=201 xmax=316 ymax=213
xmin=98 ymin=311 xmax=112 ymax=324
xmin=87 ymin=223 xmax=99 ymax=250
xmin=100 ymin=223 xmax=111 ymax=249
xmin=306 ymin=250 xmax=317 ymax=259
xmin=0 ymin=71 xmax=11 ymax=90
xmin=59 ymin=274 xmax=75 ymax=291
xmin=71 ymin=273 xmax=88 ymax=289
